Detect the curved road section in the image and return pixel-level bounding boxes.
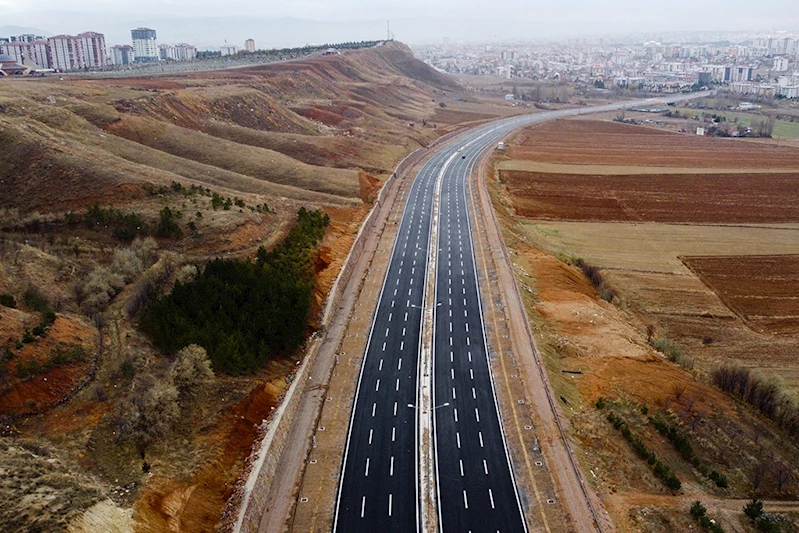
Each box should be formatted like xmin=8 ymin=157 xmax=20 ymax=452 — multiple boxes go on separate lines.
xmin=334 ymin=94 xmax=707 ymax=533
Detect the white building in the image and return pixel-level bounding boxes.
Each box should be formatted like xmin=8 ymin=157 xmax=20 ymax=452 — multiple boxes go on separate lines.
xmin=110 ymin=45 xmax=134 ymax=66
xmin=773 ymin=57 xmax=790 ymax=72
xmin=220 ymin=44 xmax=238 ymax=56
xmin=47 ymin=32 xmax=106 ymax=71
xmin=131 ymin=28 xmax=158 ymax=62
xmin=0 ymin=40 xmax=49 ymax=68
xmin=245 ymin=39 xmax=255 ymax=53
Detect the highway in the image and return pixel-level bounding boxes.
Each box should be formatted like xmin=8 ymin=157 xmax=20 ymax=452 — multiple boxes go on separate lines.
xmin=334 ymin=94 xmax=707 ymax=532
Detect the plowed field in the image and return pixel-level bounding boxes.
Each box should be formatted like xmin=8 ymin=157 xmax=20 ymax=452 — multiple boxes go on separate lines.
xmin=503 ymin=171 xmax=799 ymax=223
xmin=683 ymin=255 xmax=799 ymax=335
xmin=509 ymin=119 xmax=799 ymax=168
xmin=500 ymin=119 xmax=799 ymax=224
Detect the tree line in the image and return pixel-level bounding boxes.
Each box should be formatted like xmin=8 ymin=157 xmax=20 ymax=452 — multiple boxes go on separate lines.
xmin=139 ymin=208 xmax=330 ymax=375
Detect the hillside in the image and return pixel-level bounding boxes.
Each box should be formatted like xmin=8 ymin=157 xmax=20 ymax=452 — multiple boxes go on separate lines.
xmin=0 ymin=41 xmax=480 ymax=533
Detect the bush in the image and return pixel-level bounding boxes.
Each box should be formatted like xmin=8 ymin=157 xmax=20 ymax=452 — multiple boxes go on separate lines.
xmin=607 ymin=411 xmax=681 ymax=491
xmin=595 ymin=397 xmax=606 ymax=409
xmin=713 ymin=365 xmax=799 ymax=437
xmin=23 ymin=287 xmax=48 ymax=312
xmin=156 ymin=207 xmax=183 ymax=239
xmin=81 ymin=266 xmax=126 ymax=313
xmin=120 ymin=359 xmax=136 ymax=380
xmin=0 ymin=293 xmax=16 ymax=308
xmin=111 ymin=248 xmax=144 ymax=283
xmin=169 ymin=344 xmax=214 ymax=393
xmin=744 ymin=499 xmax=764 ymax=521
xmin=691 ymin=501 xmax=707 ymax=519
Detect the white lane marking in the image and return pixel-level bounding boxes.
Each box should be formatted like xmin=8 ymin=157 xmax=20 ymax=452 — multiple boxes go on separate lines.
xmin=465 ymin=323 xmax=469 ymax=333
xmin=472 ymin=387 xmax=477 ymax=399
xmin=398 ymin=358 xmax=402 ymax=370
xmin=453 ymin=408 xmax=459 ymax=422
xmin=388 ymin=493 xmax=393 ymax=517
xmin=393 ymin=402 xmax=398 ymax=416
xmin=450 ymin=352 xmax=453 ymax=363
xmin=449 ymin=337 xmax=453 ymax=346
xmin=368 ymin=429 xmax=374 ymax=444
xmin=451 ymin=368 xmax=455 ymax=380
xmin=489 ymin=489 xmax=495 ymax=509
xmin=393 ymin=289 xmax=397 ymax=296
xmin=452 ymin=387 xmax=456 ymax=399
xmin=483 ymin=459 xmax=489 ymax=475
xmin=408 ymin=288 xmax=412 ymax=296
xmin=379 ymin=359 xmax=383 ymax=371
xmin=463 ymin=490 xmax=469 ymax=510
xmin=475 ymin=408 xmax=480 ymax=423
xmin=459 ymin=459 xmax=464 ymax=477
xmin=400 ymin=341 xmax=404 ymax=350
xmin=361 ymin=496 xmax=366 ymax=518
xmin=467 ymin=338 xmax=470 ymax=346
xmin=402 ymin=327 xmax=406 ymax=336
xmin=449 ymin=323 xmax=452 ymax=332
xmin=372 ymin=403 xmax=376 ymax=417
xmin=479 ymin=432 xmax=484 ymax=448
xmin=395 ymin=378 xmax=400 ymax=391
xmin=456 ymin=432 xmax=461 ymax=448
xmin=375 ymin=379 xmax=380 ymax=392
xmin=404 ymin=312 xmax=408 ymax=321
xmin=468 ymin=351 xmax=472 ymax=362
xmin=392 ymin=427 xmax=396 ymax=441
xmin=470 ymin=369 xmax=474 ymax=379
xmin=464 ymin=309 xmax=468 ymax=316
xmin=391 ymin=300 xmax=395 ymax=308
xmin=388 ymin=312 xmax=392 ymax=321
xmin=365 ymin=458 xmax=370 ymax=476
xmin=382 ymin=342 xmax=386 ymax=351
xmin=390 ymin=456 xmax=395 ymax=476
xmin=385 ymin=328 xmax=389 ymax=337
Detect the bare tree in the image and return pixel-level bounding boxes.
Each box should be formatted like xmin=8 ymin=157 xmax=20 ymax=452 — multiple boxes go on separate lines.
xmin=774 ymin=462 xmax=793 ymax=493
xmin=751 ymin=458 xmax=772 ymax=493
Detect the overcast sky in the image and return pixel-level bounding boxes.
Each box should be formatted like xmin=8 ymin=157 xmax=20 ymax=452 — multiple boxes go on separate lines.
xmin=3 ymin=0 xmax=798 ymax=47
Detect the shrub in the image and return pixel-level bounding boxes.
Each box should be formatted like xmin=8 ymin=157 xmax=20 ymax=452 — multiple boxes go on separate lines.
xmin=23 ymin=287 xmax=49 ymax=312
xmin=111 ymin=248 xmax=144 ymax=283
xmin=156 ymin=207 xmax=182 ymax=239
xmin=130 ymin=237 xmax=158 ymax=265
xmin=0 ymin=293 xmax=16 ymax=308
xmin=595 ymin=397 xmax=606 ymax=409
xmin=169 ymin=344 xmax=214 ymax=393
xmin=82 ymin=267 xmax=124 ymax=313
xmin=120 ymin=359 xmax=136 ymax=380
xmin=32 ymin=325 xmax=45 ymax=337
xmin=14 ymin=359 xmax=42 ymax=378
xmin=39 ymin=307 xmax=56 ymax=328
xmin=690 ymin=500 xmax=707 ymax=519
xmin=744 ymin=499 xmax=764 ymax=521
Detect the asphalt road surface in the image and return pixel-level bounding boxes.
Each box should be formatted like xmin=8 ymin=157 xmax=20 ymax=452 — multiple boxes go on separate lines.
xmin=334 ymin=94 xmax=707 ymax=533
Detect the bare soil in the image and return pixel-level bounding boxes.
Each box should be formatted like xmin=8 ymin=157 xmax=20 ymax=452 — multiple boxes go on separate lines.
xmin=683 ymin=255 xmax=799 ymax=335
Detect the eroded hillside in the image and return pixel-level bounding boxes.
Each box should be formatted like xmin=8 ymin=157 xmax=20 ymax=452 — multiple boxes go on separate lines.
xmin=0 ymin=41 xmax=478 ymax=532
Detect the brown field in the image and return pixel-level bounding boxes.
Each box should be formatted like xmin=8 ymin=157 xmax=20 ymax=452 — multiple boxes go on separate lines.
xmin=503 ymin=170 xmax=799 ymax=223
xmin=509 ymin=119 xmax=799 ymax=168
xmin=490 ymin=117 xmax=799 ymax=530
xmin=684 ymin=255 xmax=799 ymax=335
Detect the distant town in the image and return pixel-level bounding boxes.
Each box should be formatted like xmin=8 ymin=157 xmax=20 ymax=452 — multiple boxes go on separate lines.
xmin=1 ymin=26 xmax=798 ymax=99
xmin=414 ymin=34 xmax=799 ymax=98
xmin=0 ymin=27 xmax=256 ymax=75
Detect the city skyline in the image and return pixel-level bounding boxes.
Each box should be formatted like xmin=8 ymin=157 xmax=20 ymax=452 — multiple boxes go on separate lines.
xmin=2 ymin=1 xmax=799 ymax=49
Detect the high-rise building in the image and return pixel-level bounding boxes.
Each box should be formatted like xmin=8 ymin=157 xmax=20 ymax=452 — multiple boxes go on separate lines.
xmin=131 ymin=28 xmax=158 ymax=62
xmin=158 ymin=43 xmax=196 ymax=61
xmin=0 ymin=39 xmax=50 ymax=68
xmin=245 ymin=39 xmax=255 ymax=53
xmin=110 ymin=45 xmax=135 ymax=66
xmin=47 ymin=32 xmax=107 ymax=71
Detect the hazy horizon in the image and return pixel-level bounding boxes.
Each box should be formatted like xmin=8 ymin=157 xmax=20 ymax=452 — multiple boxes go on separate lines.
xmin=2 ymin=1 xmax=799 ymax=48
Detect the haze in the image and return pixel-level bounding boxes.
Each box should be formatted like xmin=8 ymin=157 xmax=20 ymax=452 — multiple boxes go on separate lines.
xmin=3 ymin=0 xmax=799 ymax=48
